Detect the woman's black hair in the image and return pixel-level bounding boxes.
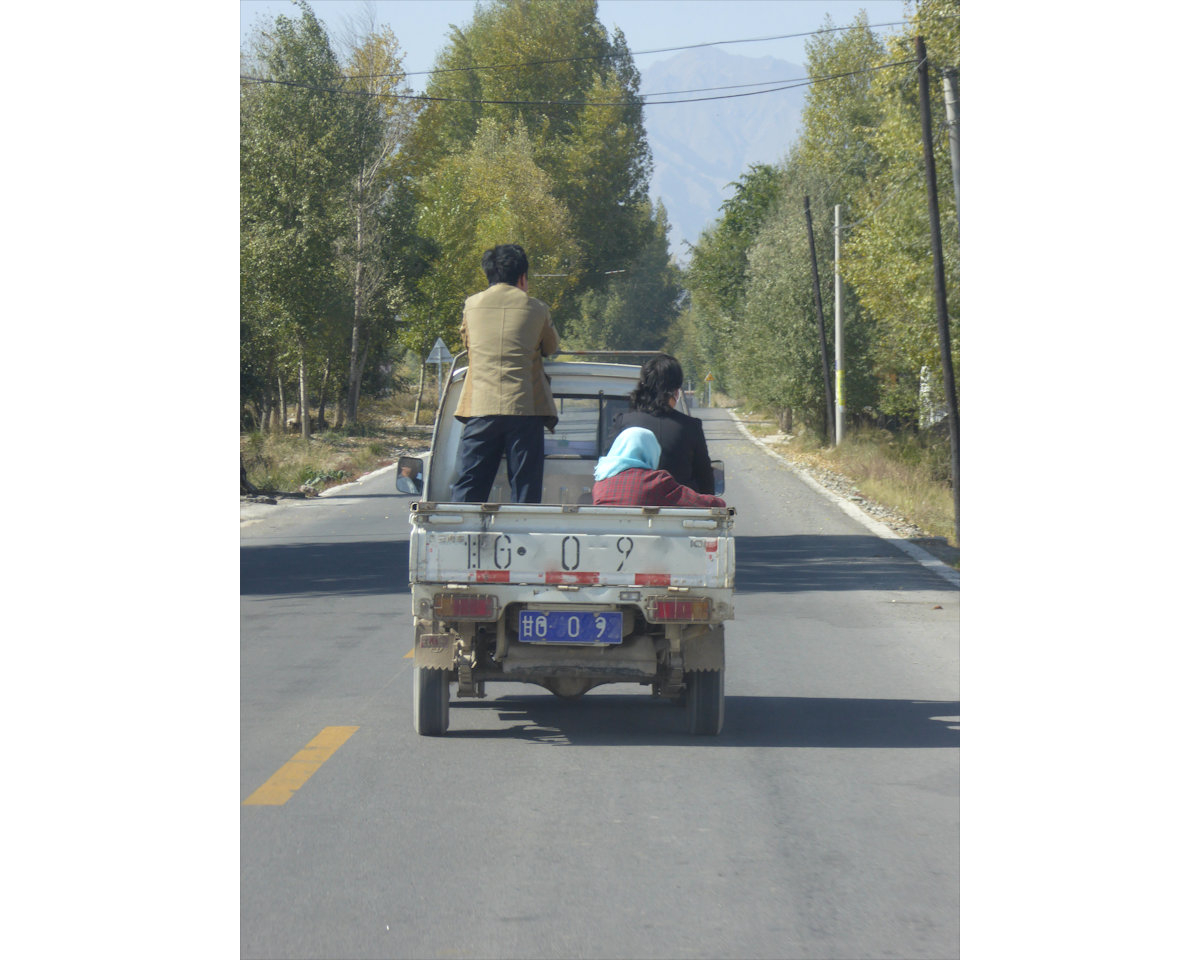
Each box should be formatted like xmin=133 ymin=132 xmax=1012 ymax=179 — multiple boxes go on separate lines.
xmin=629 ymin=354 xmax=683 ymax=415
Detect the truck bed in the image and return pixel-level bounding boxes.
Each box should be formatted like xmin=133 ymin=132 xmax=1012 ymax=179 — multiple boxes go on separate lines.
xmin=409 ymin=501 xmax=734 ymax=589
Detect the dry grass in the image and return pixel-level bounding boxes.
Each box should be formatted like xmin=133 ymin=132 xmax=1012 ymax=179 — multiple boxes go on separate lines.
xmin=241 ymin=386 xmax=439 ymax=495
xmin=827 ymin=435 xmax=955 ymax=544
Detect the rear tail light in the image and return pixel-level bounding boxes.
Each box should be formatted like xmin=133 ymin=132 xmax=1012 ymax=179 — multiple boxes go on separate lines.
xmin=433 ymin=593 xmax=499 ymax=620
xmin=646 ymin=597 xmax=711 ymax=622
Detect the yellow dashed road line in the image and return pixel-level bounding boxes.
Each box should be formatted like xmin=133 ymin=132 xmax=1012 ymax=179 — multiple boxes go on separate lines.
xmin=243 ymin=726 xmax=359 ymax=806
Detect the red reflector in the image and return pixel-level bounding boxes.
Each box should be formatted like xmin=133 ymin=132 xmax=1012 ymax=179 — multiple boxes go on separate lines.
xmin=648 ymin=598 xmax=711 ymax=621
xmin=546 ymin=571 xmax=600 ymax=585
xmin=433 ymin=594 xmax=498 ymax=619
xmin=635 ymin=573 xmax=671 ymax=586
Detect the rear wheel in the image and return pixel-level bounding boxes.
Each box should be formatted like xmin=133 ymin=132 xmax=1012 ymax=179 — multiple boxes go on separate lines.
xmin=685 ymin=668 xmax=724 ymax=735
xmin=414 ymin=668 xmax=450 ymax=736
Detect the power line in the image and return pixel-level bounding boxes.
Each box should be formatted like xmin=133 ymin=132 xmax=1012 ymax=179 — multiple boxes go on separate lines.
xmin=643 ymin=71 xmax=871 ymax=99
xmin=640 ymin=60 xmax=914 ymax=101
xmin=395 ymin=20 xmax=922 ymax=80
xmin=241 ymin=58 xmax=918 ymax=108
xmin=284 ymin=17 xmax=954 ymax=84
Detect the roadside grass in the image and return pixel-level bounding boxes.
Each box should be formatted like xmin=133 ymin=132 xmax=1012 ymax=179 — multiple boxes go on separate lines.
xmin=241 ymin=386 xmax=438 ymax=495
xmin=825 ymin=430 xmax=955 ymax=544
xmin=241 ymin=432 xmax=388 ymax=492
xmin=739 ymin=413 xmax=956 ymax=548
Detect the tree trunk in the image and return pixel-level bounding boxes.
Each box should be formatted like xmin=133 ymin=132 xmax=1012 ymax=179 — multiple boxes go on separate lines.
xmin=347 ymin=175 xmax=367 ymax=425
xmin=353 ymin=348 xmax=371 ymax=412
xmin=317 ymin=356 xmax=330 ymax=430
xmin=334 ymin=397 xmax=345 ymax=430
xmin=259 ymin=396 xmax=272 ymax=433
xmin=277 ymin=374 xmax=287 ymax=434
xmin=298 ymin=334 xmax=310 ymax=442
xmin=778 ymin=407 xmax=793 ymax=433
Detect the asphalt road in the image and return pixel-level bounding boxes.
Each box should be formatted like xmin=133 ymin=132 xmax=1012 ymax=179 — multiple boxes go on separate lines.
xmin=240 ymin=408 xmax=960 ymax=959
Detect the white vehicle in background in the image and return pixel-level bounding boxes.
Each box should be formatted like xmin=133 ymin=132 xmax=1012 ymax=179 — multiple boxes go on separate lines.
xmin=397 ymin=353 xmax=735 ymax=736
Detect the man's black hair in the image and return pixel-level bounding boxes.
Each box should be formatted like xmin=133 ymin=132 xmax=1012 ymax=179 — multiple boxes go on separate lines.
xmin=481 ymin=244 xmax=529 ymax=286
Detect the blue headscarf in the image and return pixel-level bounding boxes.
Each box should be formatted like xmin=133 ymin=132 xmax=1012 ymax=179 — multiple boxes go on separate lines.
xmin=594 ymin=427 xmax=661 ymax=481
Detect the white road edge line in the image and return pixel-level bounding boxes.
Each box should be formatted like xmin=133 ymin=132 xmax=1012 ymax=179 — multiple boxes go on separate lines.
xmin=319 ymin=462 xmax=397 ymax=497
xmin=728 ymin=414 xmax=960 ymax=587
xmin=241 ymin=463 xmax=400 ymax=527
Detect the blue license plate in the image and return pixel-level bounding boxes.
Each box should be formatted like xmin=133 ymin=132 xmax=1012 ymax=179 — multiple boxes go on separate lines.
xmin=518 ymin=610 xmax=622 ymax=644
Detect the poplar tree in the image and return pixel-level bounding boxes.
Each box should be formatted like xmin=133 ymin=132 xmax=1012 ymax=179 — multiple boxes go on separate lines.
xmin=241 ymin=1 xmax=358 ymax=439
xmin=409 ymin=0 xmax=653 ymax=319
xmin=408 ymin=118 xmax=580 ymax=356
xmin=841 ymin=0 xmax=959 ymax=423
xmin=339 ymin=26 xmax=418 ymax=424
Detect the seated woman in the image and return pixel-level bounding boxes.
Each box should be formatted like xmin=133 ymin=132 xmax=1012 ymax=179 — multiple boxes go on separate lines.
xmin=592 ymin=427 xmax=727 ymax=508
xmin=607 ymin=353 xmax=715 ymax=494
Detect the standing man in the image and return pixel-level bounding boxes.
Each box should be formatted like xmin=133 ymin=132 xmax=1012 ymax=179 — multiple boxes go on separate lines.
xmin=449 ymin=244 xmax=559 ymax=503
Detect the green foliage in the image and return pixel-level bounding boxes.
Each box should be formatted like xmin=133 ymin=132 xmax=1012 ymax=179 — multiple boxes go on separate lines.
xmin=242 ymin=4 xmax=434 ymax=427
xmin=241 ymin=0 xmax=671 ymax=432
xmin=794 ymin=13 xmax=888 ymax=191
xmin=681 ymin=0 xmax=960 ymax=434
xmin=408 ymin=0 xmax=653 ymax=319
xmin=570 ymin=201 xmax=682 ymax=349
xmin=683 ymin=164 xmax=782 ymax=388
xmin=840 ymin=0 xmax=960 ymax=422
xmin=409 ymin=117 xmax=580 ymax=353
xmin=241 ymin=2 xmax=365 ymax=424
xmin=241 ymin=3 xmax=358 ymax=316
xmin=338 ymin=25 xmax=419 ymax=420
xmin=736 ymin=176 xmax=833 ymax=431
xmin=301 ymin=467 xmax=347 ymax=485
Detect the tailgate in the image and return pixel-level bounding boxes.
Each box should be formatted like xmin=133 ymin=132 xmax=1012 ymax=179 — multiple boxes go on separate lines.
xmin=410 ymin=504 xmax=734 ymax=589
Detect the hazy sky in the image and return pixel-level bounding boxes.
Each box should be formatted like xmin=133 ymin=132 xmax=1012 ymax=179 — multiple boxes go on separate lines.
xmin=238 ymin=0 xmax=912 ymax=85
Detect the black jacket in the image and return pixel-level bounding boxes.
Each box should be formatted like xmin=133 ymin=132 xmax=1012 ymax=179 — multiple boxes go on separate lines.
xmin=608 ymin=408 xmax=715 ymax=494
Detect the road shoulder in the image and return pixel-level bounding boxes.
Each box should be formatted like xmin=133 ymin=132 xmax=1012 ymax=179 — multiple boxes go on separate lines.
xmin=727 ymin=412 xmax=960 ymax=587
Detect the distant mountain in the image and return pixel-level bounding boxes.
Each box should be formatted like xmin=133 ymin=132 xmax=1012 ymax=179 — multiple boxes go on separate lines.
xmin=640 ymin=48 xmax=808 ymax=263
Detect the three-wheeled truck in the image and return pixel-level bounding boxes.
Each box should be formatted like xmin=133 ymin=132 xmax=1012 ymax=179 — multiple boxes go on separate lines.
xmin=396 ymin=353 xmax=735 ymax=736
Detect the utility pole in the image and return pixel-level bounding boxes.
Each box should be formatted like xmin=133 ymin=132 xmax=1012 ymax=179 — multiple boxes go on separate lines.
xmin=803 ymin=195 xmax=835 ymax=444
xmin=942 ymin=66 xmax=960 ymax=221
xmin=917 ymin=36 xmax=960 ymax=543
xmin=834 ymin=203 xmax=845 ymax=445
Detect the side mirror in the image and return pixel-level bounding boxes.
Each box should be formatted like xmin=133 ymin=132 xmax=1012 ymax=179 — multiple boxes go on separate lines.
xmin=395 ymin=456 xmax=425 ymax=496
xmin=711 ymin=460 xmax=725 ymax=496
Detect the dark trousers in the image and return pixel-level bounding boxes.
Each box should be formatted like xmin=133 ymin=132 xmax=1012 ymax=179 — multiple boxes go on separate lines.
xmin=449 ymin=415 xmax=546 ymax=503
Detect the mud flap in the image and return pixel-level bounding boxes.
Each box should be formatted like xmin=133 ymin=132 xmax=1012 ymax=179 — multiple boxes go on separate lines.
xmin=681 ymin=623 xmax=725 ymax=672
xmin=413 ymin=619 xmax=457 ymax=669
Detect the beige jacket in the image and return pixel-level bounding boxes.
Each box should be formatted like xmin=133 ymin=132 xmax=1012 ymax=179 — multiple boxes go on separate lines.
xmin=454 ymin=282 xmax=560 ymax=429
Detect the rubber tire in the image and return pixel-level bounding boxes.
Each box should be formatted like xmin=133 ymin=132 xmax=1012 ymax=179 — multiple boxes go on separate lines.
xmin=685 ymin=668 xmax=724 ymax=735
xmin=414 ymin=667 xmax=450 ymax=736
